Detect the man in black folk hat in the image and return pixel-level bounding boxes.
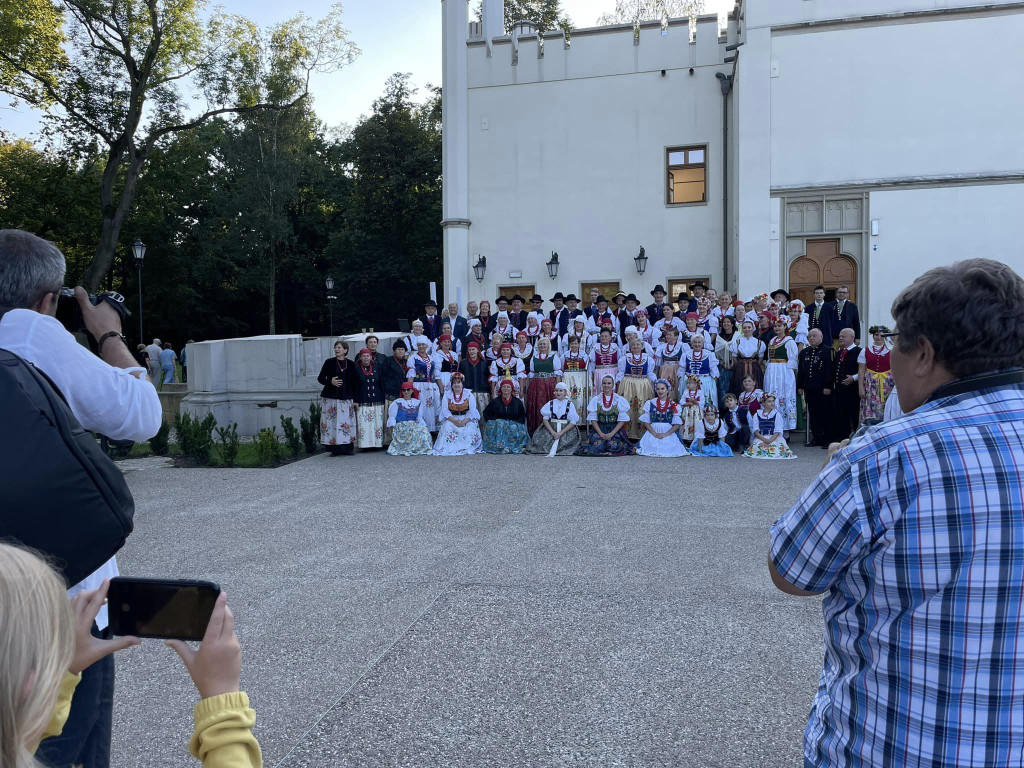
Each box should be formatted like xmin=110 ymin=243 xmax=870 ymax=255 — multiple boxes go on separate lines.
xmin=676 ymin=291 xmax=697 ymax=315
xmin=586 ymin=294 xmax=618 ymax=337
xmin=689 ymin=281 xmax=708 ymax=303
xmin=549 ymin=292 xmax=569 ymax=336
xmin=563 ymin=294 xmax=584 ymax=335
xmin=618 ymin=293 xmax=641 ymax=344
xmin=528 ymin=294 xmax=545 ymax=326
xmin=646 ymin=284 xmax=669 ymax=321
xmin=419 ymin=299 xmax=441 ymax=341
xmin=508 ymin=294 xmax=527 ymax=331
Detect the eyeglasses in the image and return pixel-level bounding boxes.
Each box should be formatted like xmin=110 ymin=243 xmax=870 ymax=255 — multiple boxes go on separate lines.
xmin=878 ymin=331 xmax=900 ymax=340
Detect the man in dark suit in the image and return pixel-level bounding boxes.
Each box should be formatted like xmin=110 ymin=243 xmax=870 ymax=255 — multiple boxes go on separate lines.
xmin=806 ymin=285 xmax=832 ymax=348
xmin=830 ymin=327 xmax=862 ymax=442
xmin=825 ymin=284 xmax=860 ymax=350
xmin=549 ymin=292 xmax=569 ymax=336
xmin=617 ymin=294 xmax=641 ymax=343
xmin=797 ymin=327 xmax=834 ymax=447
xmin=563 ymin=294 xmax=584 ymax=332
xmin=676 ymin=292 xmax=697 ymax=315
xmin=584 ymin=287 xmax=601 ymax=319
xmin=645 ymin=285 xmax=668 ymax=321
xmin=508 ymin=294 xmax=527 ymax=331
xmin=419 ymin=300 xmax=441 ymax=341
xmin=444 ymin=301 xmax=468 ymax=343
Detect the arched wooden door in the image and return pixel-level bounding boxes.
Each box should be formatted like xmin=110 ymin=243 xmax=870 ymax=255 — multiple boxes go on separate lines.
xmin=788 ymin=238 xmax=857 ymax=306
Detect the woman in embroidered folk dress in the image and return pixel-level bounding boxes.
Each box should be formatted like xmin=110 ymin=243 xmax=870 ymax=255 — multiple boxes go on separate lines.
xmin=763 ymin=319 xmax=800 ymax=435
xmin=464 ymin=318 xmax=488 ymax=353
xmin=562 ymin=316 xmax=591 ymax=359
xmin=621 ymin=326 xmax=655 ymax=358
xmin=438 ymin=322 xmax=462 ymax=357
xmin=634 ymin=309 xmax=656 ymax=349
xmin=489 ymin=343 xmax=525 ymax=399
xmin=525 ymin=314 xmax=542 ymax=346
xmin=405 ymin=320 xmax=434 ymax=357
xmin=680 ymin=312 xmax=713 ymax=350
xmin=743 ymin=392 xmax=796 ymax=459
xmin=486 ymin=333 xmax=504 ymax=363
xmin=617 ymin=338 xmax=657 ymax=439
xmin=538 ymin=318 xmax=560 ymax=354
xmin=381 ymin=340 xmax=409 ymax=446
xmin=786 ymin=301 xmax=809 ymax=350
xmin=729 ymin=320 xmax=766 ymax=396
xmin=636 ymin=380 xmax=688 ymax=457
xmin=478 ymin=300 xmax=495 ymax=338
xmin=526 ymin=336 xmax=562 ymax=433
xmin=679 ymin=374 xmax=705 ymax=443
xmin=407 ymin=339 xmax=440 ymax=432
xmin=696 ymin=298 xmax=719 ymax=344
xmin=317 ymin=340 xmax=358 ymax=455
xmin=691 ymin=403 xmax=732 ymax=458
xmin=432 ymin=334 xmax=461 ymax=399
xmin=859 ymin=325 xmax=896 ymax=423
xmin=431 ymin=373 xmax=483 ymax=456
xmin=353 ymin=348 xmax=385 ymax=449
xmin=714 ymin=314 xmax=737 ymax=411
xmin=492 ymin=311 xmax=513 ymax=343
xmin=681 ymin=333 xmax=719 ymax=409
xmin=525 ymin=382 xmax=582 ymax=456
xmin=577 ymin=375 xmax=635 ymax=456
xmin=589 ymin=327 xmax=620 ymax=393
xmin=386 ymin=383 xmax=433 ymax=456
xmin=560 ymin=335 xmax=590 ymax=425
xmin=481 ymin=379 xmax=530 ymax=454
xmin=655 ymin=326 xmax=685 ymax=403
xmin=458 ymin=342 xmax=491 ymax=423
xmin=737 ymin=375 xmax=763 ymax=434
xmin=513 ymin=331 xmax=534 ymax=401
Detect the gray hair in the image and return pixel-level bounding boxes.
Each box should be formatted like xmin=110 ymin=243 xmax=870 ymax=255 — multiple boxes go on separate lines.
xmin=891 ymin=258 xmax=1024 ymax=377
xmin=0 ymin=230 xmax=66 ymax=309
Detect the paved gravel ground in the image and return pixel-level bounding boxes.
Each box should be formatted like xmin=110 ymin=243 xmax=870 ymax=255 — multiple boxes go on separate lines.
xmin=111 ymin=447 xmax=830 ymax=768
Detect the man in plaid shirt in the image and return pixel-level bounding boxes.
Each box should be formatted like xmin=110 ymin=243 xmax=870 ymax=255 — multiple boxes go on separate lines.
xmin=771 ymin=259 xmax=1024 ymax=768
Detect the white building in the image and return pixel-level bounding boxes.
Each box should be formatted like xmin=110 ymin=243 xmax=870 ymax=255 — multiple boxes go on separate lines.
xmin=441 ymin=0 xmax=1024 ymax=329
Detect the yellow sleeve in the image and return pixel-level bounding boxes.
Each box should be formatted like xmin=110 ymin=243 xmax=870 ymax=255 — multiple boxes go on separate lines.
xmin=189 ymin=692 xmax=262 ymax=768
xmin=31 ymin=672 xmax=82 ymax=752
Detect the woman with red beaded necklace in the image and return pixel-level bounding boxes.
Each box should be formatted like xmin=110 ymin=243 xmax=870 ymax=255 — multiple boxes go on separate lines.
xmin=525 ymin=336 xmax=562 ymax=434
xmin=764 ymin=318 xmax=800 ymax=437
xmin=576 ymin=375 xmax=635 ymax=456
xmin=616 ymin=337 xmax=657 ymax=440
xmin=560 ymin=335 xmax=590 ymax=422
xmin=858 ymin=325 xmax=895 ymax=423
xmin=406 ymin=339 xmax=440 ymax=433
xmin=588 ymin=327 xmax=620 ymax=393
xmin=636 ymin=379 xmax=688 ymax=457
xmin=525 ymin=382 xmax=582 ymax=456
xmin=431 ymin=334 xmax=461 ymax=399
xmin=431 ymin=372 xmax=483 ymax=455
xmin=489 ymin=342 xmax=525 ymax=399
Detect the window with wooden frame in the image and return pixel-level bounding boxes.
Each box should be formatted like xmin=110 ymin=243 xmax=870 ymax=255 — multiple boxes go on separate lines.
xmin=666 ymin=145 xmax=707 ymax=205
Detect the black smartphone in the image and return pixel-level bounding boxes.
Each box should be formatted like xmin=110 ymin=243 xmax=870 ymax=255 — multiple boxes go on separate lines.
xmin=107 ymin=577 xmax=221 ymax=641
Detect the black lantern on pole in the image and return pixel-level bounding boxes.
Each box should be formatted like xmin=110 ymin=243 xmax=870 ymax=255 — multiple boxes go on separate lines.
xmin=325 ymin=276 xmax=336 ymax=337
xmin=546 ymin=251 xmax=559 ymax=280
xmin=473 ymin=255 xmax=486 ymax=282
xmin=132 ymin=239 xmax=146 ymax=344
xmin=634 ymin=246 xmax=648 ymax=275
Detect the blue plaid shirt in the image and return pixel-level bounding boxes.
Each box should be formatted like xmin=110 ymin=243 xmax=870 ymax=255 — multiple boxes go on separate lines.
xmin=772 ymin=369 xmax=1024 ymax=768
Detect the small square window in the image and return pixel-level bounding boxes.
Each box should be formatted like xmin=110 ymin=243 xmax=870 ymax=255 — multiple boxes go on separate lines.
xmin=666 ymin=145 xmax=707 ymax=205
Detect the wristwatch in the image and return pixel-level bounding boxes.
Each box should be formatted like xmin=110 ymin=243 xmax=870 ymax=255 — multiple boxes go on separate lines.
xmin=97 ymin=330 xmax=127 ymax=355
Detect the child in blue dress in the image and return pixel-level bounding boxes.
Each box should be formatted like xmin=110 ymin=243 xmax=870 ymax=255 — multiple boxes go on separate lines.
xmin=691 ymin=404 xmax=732 ymax=457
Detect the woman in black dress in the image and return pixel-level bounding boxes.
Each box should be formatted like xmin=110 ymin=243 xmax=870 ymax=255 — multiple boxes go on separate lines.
xmin=317 ymin=341 xmax=357 ymax=455
xmin=458 ymin=341 xmax=491 ymax=421
xmin=381 ymin=340 xmax=409 ymax=445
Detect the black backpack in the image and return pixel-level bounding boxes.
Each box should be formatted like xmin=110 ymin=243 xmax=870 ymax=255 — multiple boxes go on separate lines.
xmin=0 ymin=347 xmax=135 ymax=587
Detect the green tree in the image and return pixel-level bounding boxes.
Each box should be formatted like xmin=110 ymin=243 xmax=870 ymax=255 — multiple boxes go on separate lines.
xmin=597 ymin=0 xmax=706 ymax=25
xmin=477 ymin=0 xmax=573 ymax=35
xmin=0 ymin=0 xmax=358 ymax=291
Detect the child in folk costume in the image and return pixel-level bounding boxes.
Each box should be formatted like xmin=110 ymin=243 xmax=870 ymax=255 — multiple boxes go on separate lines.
xmin=353 ymin=348 xmax=385 ymax=450
xmin=562 ymin=315 xmax=592 ymax=358
xmin=431 ymin=373 xmax=483 ymax=456
xmin=691 ymin=403 xmax=732 ymax=458
xmin=737 ymin=375 xmax=763 ymax=420
xmin=589 ymin=327 xmax=621 ymax=393
xmin=513 ymin=331 xmax=534 ymax=400
xmin=526 ymin=336 xmax=562 ymax=434
xmin=634 ymin=309 xmax=656 ymax=349
xmin=721 ymin=393 xmax=750 ymax=453
xmin=525 ymin=382 xmax=583 ymax=456
xmin=655 ymin=326 xmax=685 ymax=402
xmin=458 ymin=342 xmax=491 ymax=422
xmin=786 ymin=300 xmax=809 ymax=350
xmin=636 ymin=379 xmax=689 ymax=457
xmin=386 ymin=383 xmax=434 ymax=456
xmin=560 ymin=335 xmax=591 ymax=423
xmin=616 ymin=338 xmax=657 ymax=440
xmin=431 ymin=334 xmax=461 ymax=398
xmin=481 ymin=379 xmax=530 ymax=454
xmin=681 ymin=333 xmax=719 ymax=407
xmin=489 ymin=343 xmax=526 ymax=398
xmin=695 ymin=298 xmax=719 ymax=341
xmin=729 ymin=320 xmax=767 ymax=396
xmin=859 ymin=326 xmax=896 ymax=423
xmin=743 ymin=392 xmax=796 ymax=459
xmin=577 ymin=375 xmax=636 ymax=456
xmin=679 ymin=374 xmax=705 ymax=443
xmin=407 ymin=339 xmax=441 ymax=432
xmin=764 ymin=319 xmax=800 ymax=435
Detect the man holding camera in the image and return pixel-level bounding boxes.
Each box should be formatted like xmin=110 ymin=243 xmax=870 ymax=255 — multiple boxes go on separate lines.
xmin=0 ymin=229 xmax=161 ymax=768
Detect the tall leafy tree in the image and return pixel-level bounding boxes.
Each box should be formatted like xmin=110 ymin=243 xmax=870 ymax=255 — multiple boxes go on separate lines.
xmin=476 ymin=0 xmax=573 ymax=34
xmin=597 ymin=0 xmax=706 ymax=25
xmin=0 ymin=0 xmax=359 ymax=291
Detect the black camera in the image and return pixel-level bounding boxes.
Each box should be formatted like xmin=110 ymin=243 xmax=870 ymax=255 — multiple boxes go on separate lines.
xmin=56 ymin=288 xmax=131 ymax=351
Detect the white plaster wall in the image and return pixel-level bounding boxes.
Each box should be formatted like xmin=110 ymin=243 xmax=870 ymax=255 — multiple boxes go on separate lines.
xmin=746 ymin=0 xmax=1024 ymax=29
xmin=768 ymin=12 xmax=1024 ymax=189
xmin=867 ymin=183 xmax=1024 ymax=327
xmin=466 ymin=50 xmax=727 ymax=301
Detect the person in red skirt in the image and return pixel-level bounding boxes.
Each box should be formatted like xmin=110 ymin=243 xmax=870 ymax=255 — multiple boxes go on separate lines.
xmin=525 ymin=336 xmax=562 ymax=433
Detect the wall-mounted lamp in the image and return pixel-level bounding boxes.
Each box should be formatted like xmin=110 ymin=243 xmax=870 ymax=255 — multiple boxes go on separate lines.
xmin=546 ymin=251 xmax=559 ymax=280
xmin=473 ymin=254 xmax=486 ymax=282
xmin=634 ymin=246 xmax=648 ymax=276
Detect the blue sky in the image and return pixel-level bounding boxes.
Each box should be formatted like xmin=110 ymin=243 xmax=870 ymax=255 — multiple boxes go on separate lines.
xmin=1 ymin=0 xmax=732 ymax=140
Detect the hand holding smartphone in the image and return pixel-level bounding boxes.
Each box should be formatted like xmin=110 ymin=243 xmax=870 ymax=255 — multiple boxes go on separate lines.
xmin=108 ymin=577 xmax=221 ymax=641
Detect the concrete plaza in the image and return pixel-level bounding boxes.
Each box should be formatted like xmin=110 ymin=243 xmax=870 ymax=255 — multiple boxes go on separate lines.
xmin=111 ymin=449 xmax=829 ymax=767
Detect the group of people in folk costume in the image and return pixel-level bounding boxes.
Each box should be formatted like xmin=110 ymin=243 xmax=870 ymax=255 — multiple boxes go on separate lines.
xmin=314 ymin=281 xmax=895 ymax=459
